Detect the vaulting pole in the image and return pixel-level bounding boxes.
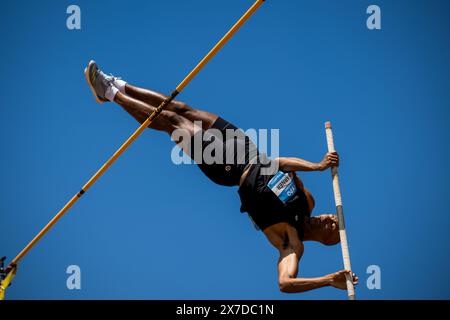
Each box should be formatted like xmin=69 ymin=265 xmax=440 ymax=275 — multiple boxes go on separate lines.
xmin=3 ymin=0 xmax=266 ymax=290
xmin=324 ymin=121 xmax=356 ymax=300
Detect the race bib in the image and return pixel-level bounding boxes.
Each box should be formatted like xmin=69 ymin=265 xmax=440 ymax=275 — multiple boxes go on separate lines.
xmin=267 ymin=171 xmax=297 ymax=204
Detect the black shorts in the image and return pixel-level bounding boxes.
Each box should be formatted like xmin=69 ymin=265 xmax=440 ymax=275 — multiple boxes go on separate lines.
xmin=188 ymin=117 xmax=258 ymax=187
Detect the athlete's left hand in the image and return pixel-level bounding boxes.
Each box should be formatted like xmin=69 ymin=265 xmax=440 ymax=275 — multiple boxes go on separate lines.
xmin=318 ymin=152 xmax=339 ymax=171
xmin=329 ymin=270 xmax=359 ymax=290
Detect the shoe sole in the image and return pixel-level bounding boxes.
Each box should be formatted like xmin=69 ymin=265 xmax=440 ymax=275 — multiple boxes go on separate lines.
xmin=84 ymin=60 xmax=107 ymax=104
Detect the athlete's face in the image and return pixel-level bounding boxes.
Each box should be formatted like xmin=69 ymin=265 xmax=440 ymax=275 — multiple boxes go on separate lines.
xmin=304 ymin=215 xmax=340 ymax=246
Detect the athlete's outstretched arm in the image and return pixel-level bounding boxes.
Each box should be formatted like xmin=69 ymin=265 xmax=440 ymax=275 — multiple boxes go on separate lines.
xmin=276 ymin=152 xmax=339 ymax=172
xmin=264 ymin=223 xmax=357 ymax=293
xmin=277 ymin=241 xmax=358 ymax=293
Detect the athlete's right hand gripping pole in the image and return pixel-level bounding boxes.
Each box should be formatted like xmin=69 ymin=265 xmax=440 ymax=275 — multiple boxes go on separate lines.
xmin=325 ymin=122 xmax=356 ymax=300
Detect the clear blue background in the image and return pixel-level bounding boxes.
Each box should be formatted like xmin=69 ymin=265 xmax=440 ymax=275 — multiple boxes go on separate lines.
xmin=1 ymin=0 xmax=449 ymax=299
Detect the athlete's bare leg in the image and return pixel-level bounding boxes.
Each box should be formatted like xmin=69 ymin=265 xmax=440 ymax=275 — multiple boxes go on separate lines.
xmin=123 ymin=83 xmax=218 ymax=130
xmin=113 ymin=91 xmax=200 ymax=156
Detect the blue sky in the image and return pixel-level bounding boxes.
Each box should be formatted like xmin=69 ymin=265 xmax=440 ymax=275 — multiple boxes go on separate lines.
xmin=1 ymin=0 xmax=449 ymax=299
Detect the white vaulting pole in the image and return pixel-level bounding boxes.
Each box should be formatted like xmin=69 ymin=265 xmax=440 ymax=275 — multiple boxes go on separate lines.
xmin=325 ymin=121 xmax=355 ymax=300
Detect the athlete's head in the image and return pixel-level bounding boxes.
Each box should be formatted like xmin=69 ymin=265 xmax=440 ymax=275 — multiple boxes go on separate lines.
xmin=303 ymin=214 xmax=340 ymax=246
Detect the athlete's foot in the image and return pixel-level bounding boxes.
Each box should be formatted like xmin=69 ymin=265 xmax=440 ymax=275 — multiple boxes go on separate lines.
xmin=84 ymin=60 xmax=118 ymax=103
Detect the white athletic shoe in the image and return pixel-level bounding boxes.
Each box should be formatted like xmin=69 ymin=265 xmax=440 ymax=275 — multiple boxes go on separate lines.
xmin=84 ymin=60 xmax=116 ymax=103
